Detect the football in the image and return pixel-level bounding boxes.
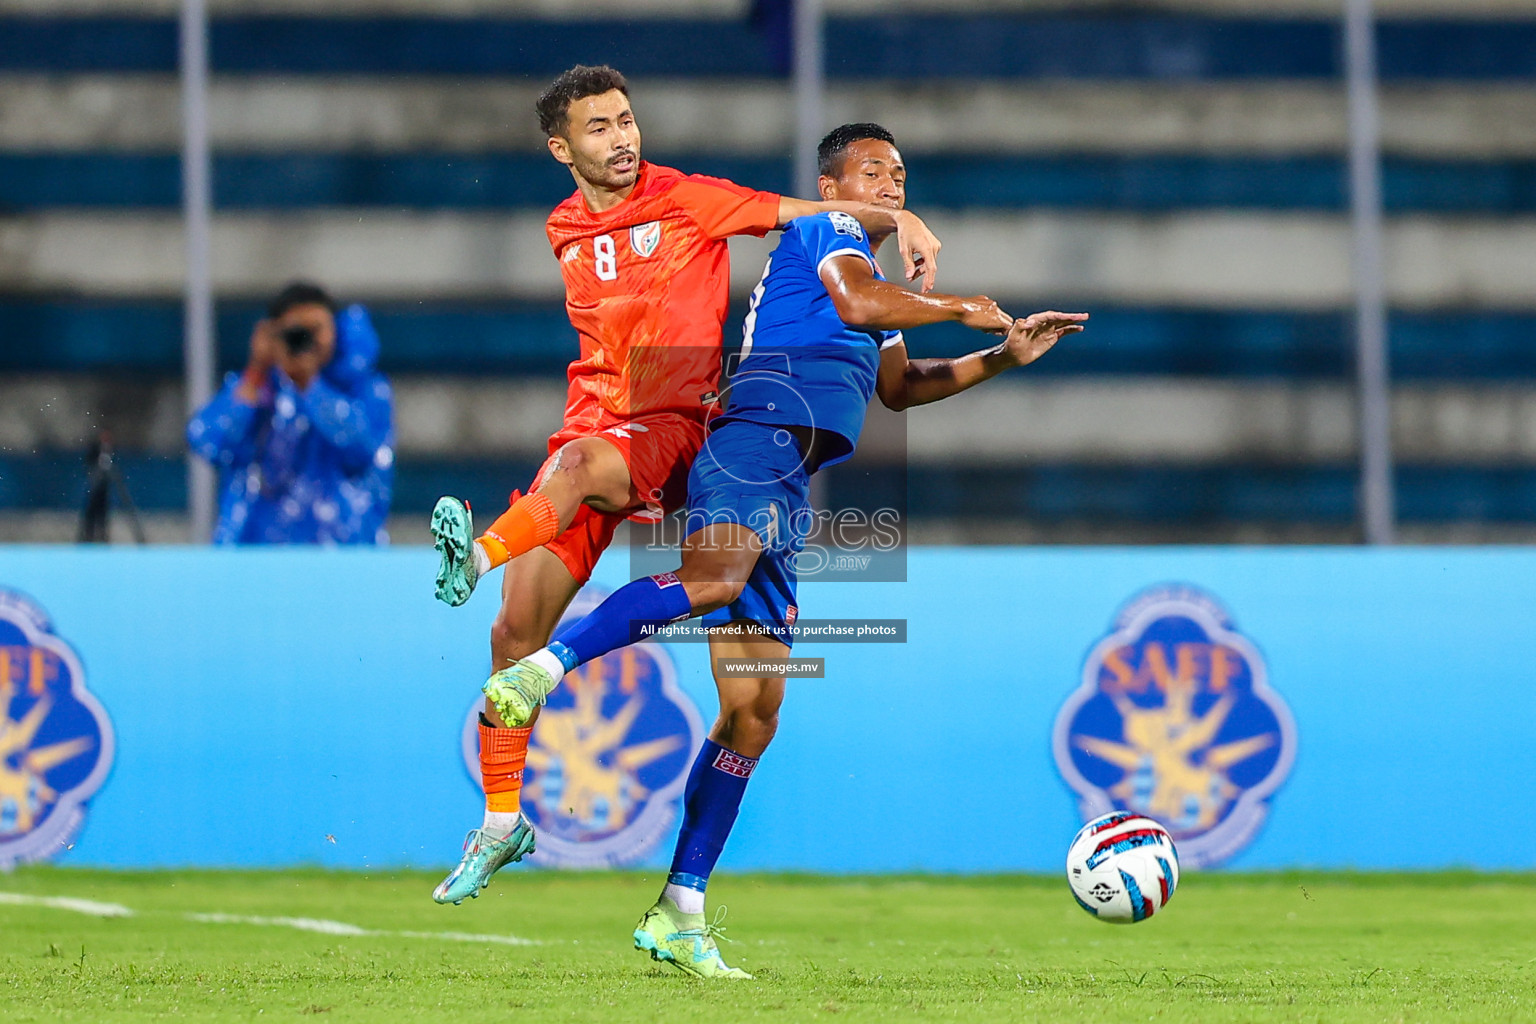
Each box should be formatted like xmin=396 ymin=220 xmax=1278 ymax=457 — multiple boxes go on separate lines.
xmin=1066 ymin=811 xmax=1180 ymax=923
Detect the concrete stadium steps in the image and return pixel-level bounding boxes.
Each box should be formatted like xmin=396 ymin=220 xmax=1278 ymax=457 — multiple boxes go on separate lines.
xmin=2 ymin=3 xmax=1529 ymax=541
xmin=832 ymin=0 xmax=1536 ymax=12
xmin=0 ymin=299 xmax=580 ymax=374
xmin=2 ymin=210 xmax=1534 ymax=309
xmin=0 ymin=449 xmax=552 ymax=517
xmin=13 ymin=373 xmax=1536 ymax=465
xmin=0 ymin=0 xmax=751 ymax=16
xmin=9 ymin=79 xmax=1536 ymax=159
xmin=11 ymin=447 xmax=1536 ymax=526
xmin=896 ymin=381 xmax=1536 ymax=467
xmin=7 ymin=0 xmax=1536 ymax=17
xmin=880 ymin=464 xmax=1536 ymax=524
xmin=10 ymin=152 xmax=1536 ymax=213
xmin=9 ymin=509 xmax=1536 ymax=547
xmin=4 ymin=15 xmax=1536 ymax=78
xmin=4 ymin=301 xmax=1534 ymax=378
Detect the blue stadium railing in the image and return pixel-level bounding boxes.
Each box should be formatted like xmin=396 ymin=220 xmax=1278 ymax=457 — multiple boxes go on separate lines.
xmin=4 ymin=301 xmax=1535 ymax=380
xmin=2 ymin=15 xmax=1536 ymax=78
xmin=5 ymin=10 xmax=1535 ymax=532
xmin=5 ymin=153 xmax=1536 ymax=213
xmin=11 ymin=451 xmax=1536 ymax=528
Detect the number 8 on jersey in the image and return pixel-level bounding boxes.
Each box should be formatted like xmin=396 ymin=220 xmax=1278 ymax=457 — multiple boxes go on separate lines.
xmin=594 ymin=234 xmax=618 ymax=281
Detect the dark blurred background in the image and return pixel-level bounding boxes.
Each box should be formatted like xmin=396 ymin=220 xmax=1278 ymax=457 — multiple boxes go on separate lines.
xmin=4 ymin=0 xmax=1536 ymax=544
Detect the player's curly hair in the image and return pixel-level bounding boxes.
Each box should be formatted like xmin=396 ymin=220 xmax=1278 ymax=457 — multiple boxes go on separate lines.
xmin=817 ymin=122 xmax=897 ymax=178
xmin=536 ymin=65 xmax=630 ymax=138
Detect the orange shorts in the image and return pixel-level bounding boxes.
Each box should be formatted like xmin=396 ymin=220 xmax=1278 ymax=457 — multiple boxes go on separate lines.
xmin=519 ymin=410 xmax=709 ymax=585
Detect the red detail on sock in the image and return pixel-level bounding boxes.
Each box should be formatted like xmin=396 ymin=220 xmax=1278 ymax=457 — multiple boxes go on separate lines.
xmin=480 ymin=492 xmax=561 ymax=568
xmin=480 ymin=723 xmax=532 ymax=813
xmin=711 ymin=748 xmax=758 ymax=778
xmin=651 ymin=572 xmax=682 ymax=588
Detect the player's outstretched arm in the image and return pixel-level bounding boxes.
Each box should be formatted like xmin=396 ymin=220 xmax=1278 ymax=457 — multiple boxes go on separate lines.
xmin=875 ymin=311 xmax=1088 ymax=411
xmin=819 ymin=251 xmax=1005 ymax=334
xmin=778 ymin=197 xmax=941 ymax=292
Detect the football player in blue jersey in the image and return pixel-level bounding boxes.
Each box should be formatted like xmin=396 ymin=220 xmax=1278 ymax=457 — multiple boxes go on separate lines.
xmin=480 ymin=123 xmax=1085 ymax=978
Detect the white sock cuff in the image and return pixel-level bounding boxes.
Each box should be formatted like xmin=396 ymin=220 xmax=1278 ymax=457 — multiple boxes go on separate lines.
xmin=663 ymin=882 xmax=706 ymax=916
xmin=526 ymin=647 xmax=567 ymax=686
xmin=481 ymin=810 xmax=520 ymax=838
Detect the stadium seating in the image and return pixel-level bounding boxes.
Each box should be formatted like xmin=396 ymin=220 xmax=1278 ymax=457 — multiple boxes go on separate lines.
xmin=3 ymin=0 xmax=1535 ymax=541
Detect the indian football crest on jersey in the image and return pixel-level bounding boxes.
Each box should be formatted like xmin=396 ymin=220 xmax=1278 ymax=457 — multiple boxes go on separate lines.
xmin=460 ymin=587 xmax=704 ymax=868
xmin=629 ymin=221 xmax=663 ymax=258
xmin=0 ymin=589 xmax=114 ymax=869
xmin=1052 ymin=585 xmax=1296 ymax=869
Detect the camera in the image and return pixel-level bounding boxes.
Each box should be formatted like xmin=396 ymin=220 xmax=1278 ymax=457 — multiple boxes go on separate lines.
xmin=280 ymin=324 xmax=317 ymax=355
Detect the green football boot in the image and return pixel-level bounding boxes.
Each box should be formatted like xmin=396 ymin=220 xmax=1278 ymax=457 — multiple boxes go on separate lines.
xmin=431 ymin=819 xmax=537 ymax=905
xmin=633 ymin=898 xmax=753 ymax=980
xmin=431 ymin=495 xmax=480 ymax=607
xmin=482 ymin=660 xmax=558 ymax=728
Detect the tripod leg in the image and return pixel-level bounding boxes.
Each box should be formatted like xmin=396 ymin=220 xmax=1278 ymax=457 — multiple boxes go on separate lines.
xmin=78 ymin=468 xmax=110 ymax=543
xmin=109 ymin=467 xmax=148 ymax=545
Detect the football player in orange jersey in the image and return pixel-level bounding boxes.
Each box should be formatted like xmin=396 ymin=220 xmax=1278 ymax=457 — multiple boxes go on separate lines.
xmin=430 ymin=65 xmax=943 ymax=906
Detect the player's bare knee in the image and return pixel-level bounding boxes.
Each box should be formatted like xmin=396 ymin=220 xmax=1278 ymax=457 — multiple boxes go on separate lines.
xmin=685 ymin=578 xmax=746 ymax=614
xmin=556 ymin=439 xmax=594 ymax=474
xmin=537 ymin=443 xmax=584 ymax=494
xmin=746 ymin=708 xmax=780 ymax=745
xmin=720 ymin=577 xmax=748 ymax=606
xmin=716 ymin=702 xmax=778 ymax=756
xmin=698 ymin=578 xmax=748 ymax=612
xmin=732 ymin=687 xmax=782 ymax=731
xmin=488 ymin=612 xmax=517 ymax=651
xmin=489 ymin=613 xmax=543 ymax=666
xmin=545 ymin=438 xmax=628 ymax=508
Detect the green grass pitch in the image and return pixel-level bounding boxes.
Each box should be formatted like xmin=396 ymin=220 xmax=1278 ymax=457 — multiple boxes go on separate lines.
xmin=2 ymin=868 xmax=1533 ymax=1022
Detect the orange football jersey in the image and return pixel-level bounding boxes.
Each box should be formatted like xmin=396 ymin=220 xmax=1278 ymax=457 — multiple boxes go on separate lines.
xmin=545 ymin=162 xmax=780 ymax=426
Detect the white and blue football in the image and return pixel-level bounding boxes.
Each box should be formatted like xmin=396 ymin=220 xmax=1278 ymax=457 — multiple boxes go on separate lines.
xmin=1066 ymin=811 xmax=1180 ymax=923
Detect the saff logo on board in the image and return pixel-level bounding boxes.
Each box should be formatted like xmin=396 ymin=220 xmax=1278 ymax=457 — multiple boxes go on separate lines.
xmin=0 ymin=589 xmax=114 ymax=869
xmin=461 ymin=587 xmax=703 ymax=868
xmin=1053 ymin=585 xmax=1295 ymax=868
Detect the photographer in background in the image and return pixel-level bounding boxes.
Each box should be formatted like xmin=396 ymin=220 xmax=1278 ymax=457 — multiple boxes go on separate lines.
xmin=187 ymin=282 xmax=394 ymax=545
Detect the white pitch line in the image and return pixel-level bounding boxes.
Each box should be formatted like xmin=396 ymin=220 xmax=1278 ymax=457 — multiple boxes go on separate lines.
xmin=0 ymin=893 xmax=539 ymax=945
xmin=185 ymin=912 xmax=369 ymax=936
xmin=0 ymin=892 xmax=134 ymax=917
xmin=392 ymin=930 xmax=541 ymax=946
xmin=186 ymin=912 xmax=540 ymax=945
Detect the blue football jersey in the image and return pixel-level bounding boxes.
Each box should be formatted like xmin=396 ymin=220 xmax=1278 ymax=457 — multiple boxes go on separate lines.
xmin=716 ymin=211 xmax=902 ymax=469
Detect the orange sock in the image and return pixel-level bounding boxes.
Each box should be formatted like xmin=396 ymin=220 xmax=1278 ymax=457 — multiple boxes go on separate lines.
xmin=478 ymin=492 xmax=561 ymax=569
xmin=480 ymin=721 xmax=533 ymax=814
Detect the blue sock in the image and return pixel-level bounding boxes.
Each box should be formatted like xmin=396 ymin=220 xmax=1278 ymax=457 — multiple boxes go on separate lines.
xmin=666 ymin=739 xmax=758 ymax=903
xmin=547 ymin=573 xmax=694 ymax=671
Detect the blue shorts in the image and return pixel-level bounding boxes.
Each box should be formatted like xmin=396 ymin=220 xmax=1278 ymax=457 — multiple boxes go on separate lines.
xmin=686 ymin=419 xmax=811 ymax=648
